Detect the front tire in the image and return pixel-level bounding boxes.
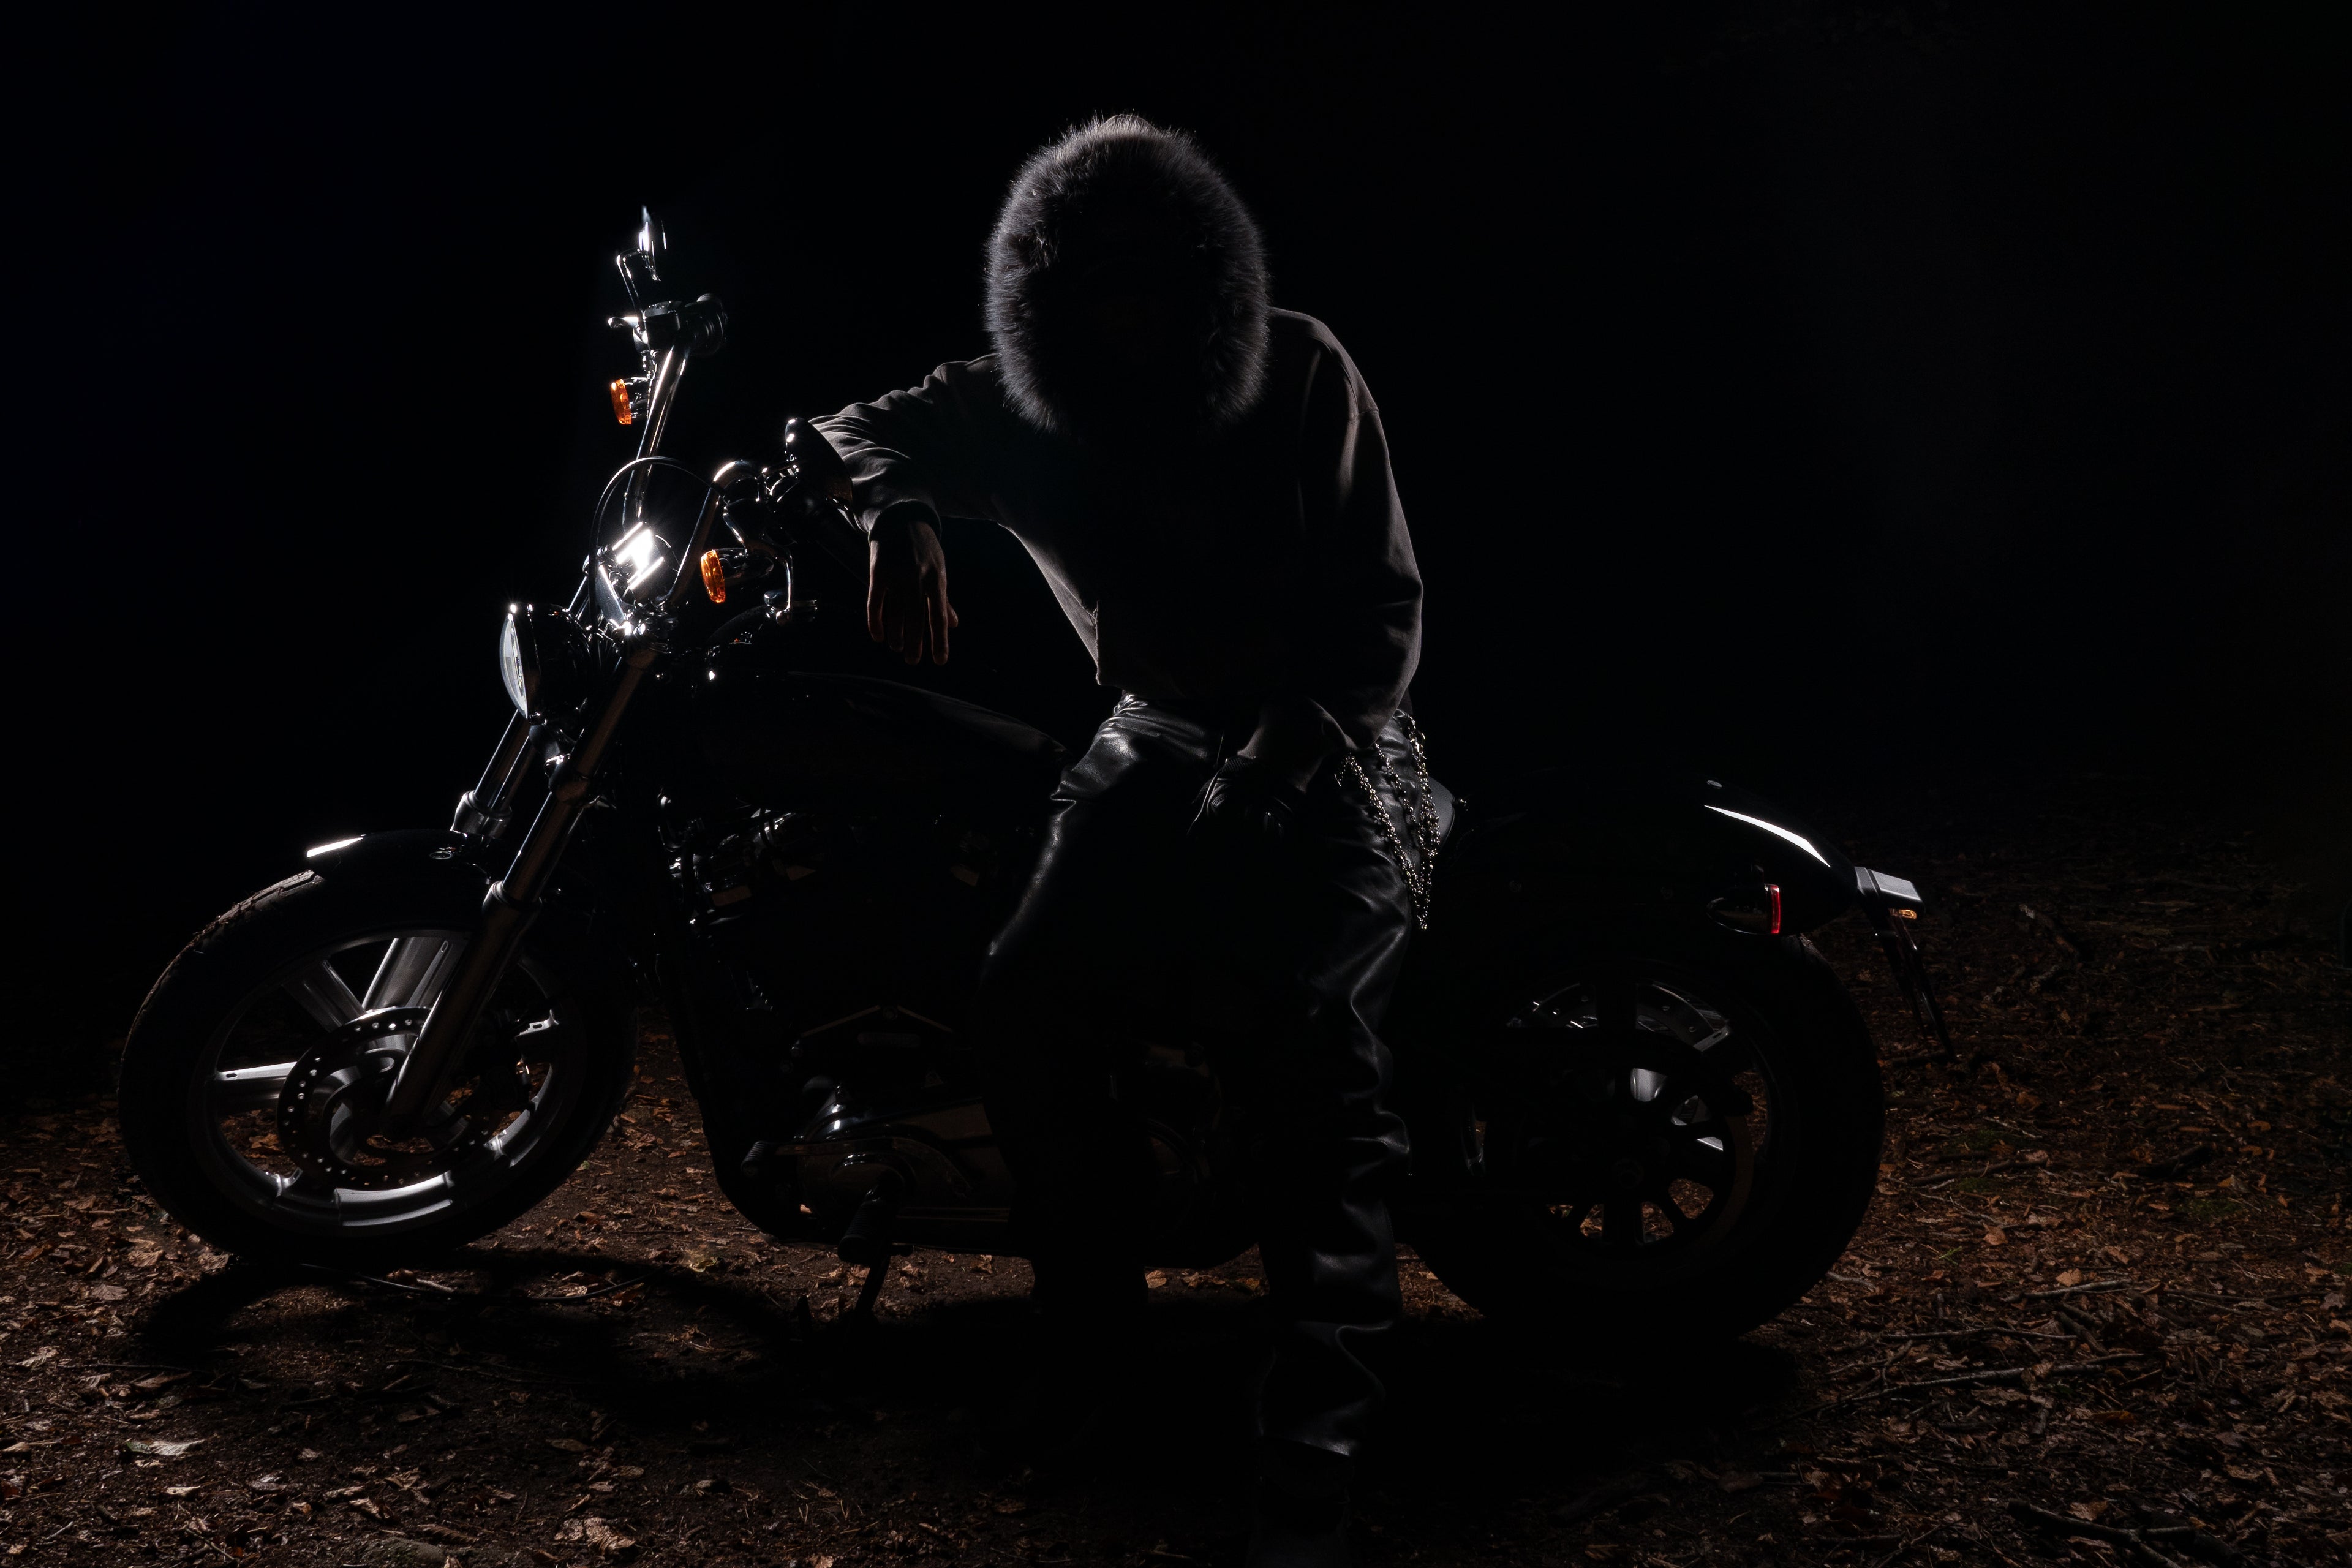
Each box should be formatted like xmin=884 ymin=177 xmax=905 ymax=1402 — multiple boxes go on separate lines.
xmin=1406 ymin=932 xmax=1883 ymax=1348
xmin=118 ymin=870 xmax=634 ymax=1270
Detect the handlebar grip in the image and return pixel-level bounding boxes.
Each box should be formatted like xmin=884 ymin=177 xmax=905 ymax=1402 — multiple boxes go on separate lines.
xmin=783 ymin=418 xmax=854 ymax=503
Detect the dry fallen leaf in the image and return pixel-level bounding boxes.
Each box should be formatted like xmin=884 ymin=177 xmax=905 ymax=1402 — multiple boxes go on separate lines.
xmin=1983 ymin=1227 xmax=2007 ymax=1246
xmin=2056 ymin=1269 xmax=2084 ymax=1286
xmin=1145 ymin=1270 xmax=1169 ymax=1289
xmin=555 ymin=1515 xmax=637 ymax=1556
xmin=121 ymin=1439 xmax=206 ymax=1459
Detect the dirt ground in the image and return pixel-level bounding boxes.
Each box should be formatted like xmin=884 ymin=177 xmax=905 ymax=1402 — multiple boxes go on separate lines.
xmin=3 ymin=772 xmax=2347 ymax=1567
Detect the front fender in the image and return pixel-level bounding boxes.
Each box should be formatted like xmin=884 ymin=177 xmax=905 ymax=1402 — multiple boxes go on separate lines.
xmin=298 ymin=829 xmax=492 ymax=895
xmin=299 ymin=826 xmax=654 ymax=1009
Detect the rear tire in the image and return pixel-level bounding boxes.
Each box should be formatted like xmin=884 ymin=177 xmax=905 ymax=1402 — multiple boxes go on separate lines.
xmin=118 ymin=870 xmax=634 ymax=1270
xmin=1406 ymin=932 xmax=1882 ymax=1348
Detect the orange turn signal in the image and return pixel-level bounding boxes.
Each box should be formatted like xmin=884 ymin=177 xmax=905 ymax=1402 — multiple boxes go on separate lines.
xmin=609 ymin=379 xmax=635 ymax=426
xmin=699 ymin=549 xmax=727 ymax=604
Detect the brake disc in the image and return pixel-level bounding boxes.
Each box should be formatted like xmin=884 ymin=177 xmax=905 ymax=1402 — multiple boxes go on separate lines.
xmin=275 ymin=1008 xmax=496 ymax=1190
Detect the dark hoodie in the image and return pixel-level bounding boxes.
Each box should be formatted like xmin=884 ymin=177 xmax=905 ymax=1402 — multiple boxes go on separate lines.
xmin=815 ymin=116 xmax=1420 ymax=757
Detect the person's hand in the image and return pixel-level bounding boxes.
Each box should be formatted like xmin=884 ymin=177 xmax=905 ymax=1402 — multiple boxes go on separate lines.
xmin=1190 ymin=756 xmax=1310 ymax=858
xmin=866 ymin=514 xmax=959 ymax=665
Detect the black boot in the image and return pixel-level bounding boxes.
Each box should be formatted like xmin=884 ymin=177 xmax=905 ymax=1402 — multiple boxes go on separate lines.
xmin=1245 ymin=1441 xmax=1354 ymax=1568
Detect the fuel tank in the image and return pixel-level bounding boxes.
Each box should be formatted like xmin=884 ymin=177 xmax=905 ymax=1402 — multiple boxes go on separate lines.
xmin=690 ymin=646 xmax=1067 ymax=822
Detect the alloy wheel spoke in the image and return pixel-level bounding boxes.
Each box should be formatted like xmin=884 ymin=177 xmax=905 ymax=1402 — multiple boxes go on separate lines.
xmin=1667 ymin=1136 xmax=1733 ymax=1185
xmin=283 ymin=960 xmax=362 ymax=1031
xmin=1648 ymin=1183 xmax=1700 ymax=1234
xmin=1600 ymin=1192 xmax=1643 ymax=1248
xmin=364 ymin=936 xmax=456 ymax=1011
xmin=211 ymin=1061 xmax=296 ymax=1115
xmin=1703 ymin=1033 xmax=1758 ymax=1076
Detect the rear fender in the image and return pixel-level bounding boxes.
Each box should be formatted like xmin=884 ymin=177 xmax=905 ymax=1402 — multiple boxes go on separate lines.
xmin=1406 ymin=772 xmax=1856 ymax=1008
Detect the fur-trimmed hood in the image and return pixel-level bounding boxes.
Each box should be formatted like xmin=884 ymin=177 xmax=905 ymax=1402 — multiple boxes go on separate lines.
xmin=984 ymin=116 xmax=1272 ymax=447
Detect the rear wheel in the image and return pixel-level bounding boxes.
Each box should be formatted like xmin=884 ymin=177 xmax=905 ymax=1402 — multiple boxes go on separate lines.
xmin=118 ymin=871 xmax=633 ymax=1269
xmin=1408 ymin=933 xmax=1882 ymax=1348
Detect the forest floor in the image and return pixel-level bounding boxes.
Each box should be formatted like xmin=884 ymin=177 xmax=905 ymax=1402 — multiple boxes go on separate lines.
xmin=2 ymin=772 xmax=2347 ymax=1567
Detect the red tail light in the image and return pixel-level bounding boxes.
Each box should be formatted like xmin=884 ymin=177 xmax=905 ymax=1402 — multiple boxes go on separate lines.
xmin=1767 ymin=883 xmax=1782 ymax=935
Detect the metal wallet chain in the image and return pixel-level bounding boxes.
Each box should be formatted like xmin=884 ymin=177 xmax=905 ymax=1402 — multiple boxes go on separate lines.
xmin=1338 ymin=711 xmax=1442 ymax=930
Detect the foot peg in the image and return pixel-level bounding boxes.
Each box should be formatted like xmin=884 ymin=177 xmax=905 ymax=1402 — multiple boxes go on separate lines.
xmin=835 ymin=1167 xmax=911 ymax=1325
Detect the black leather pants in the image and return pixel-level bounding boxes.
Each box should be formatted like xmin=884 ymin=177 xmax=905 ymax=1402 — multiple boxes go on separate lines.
xmin=973 ymin=695 xmax=1414 ymax=1458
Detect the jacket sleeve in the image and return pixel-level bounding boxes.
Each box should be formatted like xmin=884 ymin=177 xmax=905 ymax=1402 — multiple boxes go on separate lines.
xmin=812 ymin=361 xmax=1005 ymax=538
xmin=1265 ymin=337 xmax=1423 ymax=758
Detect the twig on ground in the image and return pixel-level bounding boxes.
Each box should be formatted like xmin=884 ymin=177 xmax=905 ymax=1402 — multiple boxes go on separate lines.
xmin=387 ymin=1358 xmax=592 ymax=1387
xmin=1776 ymin=1347 xmax=2157 ymax=1427
xmin=1873 ymin=1522 xmax=1945 ymax=1568
xmin=2018 ymin=1278 xmax=2134 ymax=1299
xmin=296 ymin=1263 xmax=472 ymax=1297
xmin=521 ymin=1275 xmax=644 ymax=1303
xmin=2006 ymin=1500 xmax=2204 ymax=1567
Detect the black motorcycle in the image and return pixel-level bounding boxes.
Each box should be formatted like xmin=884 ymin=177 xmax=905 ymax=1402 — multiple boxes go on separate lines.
xmin=120 ymin=214 xmax=1945 ymax=1349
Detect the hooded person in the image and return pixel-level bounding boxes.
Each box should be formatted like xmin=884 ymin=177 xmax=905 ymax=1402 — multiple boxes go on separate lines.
xmin=815 ymin=116 xmax=1423 ymax=1568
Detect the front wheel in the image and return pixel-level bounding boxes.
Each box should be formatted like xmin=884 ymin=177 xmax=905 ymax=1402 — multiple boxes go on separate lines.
xmin=118 ymin=869 xmax=634 ymax=1270
xmin=1405 ymin=932 xmax=1883 ymax=1349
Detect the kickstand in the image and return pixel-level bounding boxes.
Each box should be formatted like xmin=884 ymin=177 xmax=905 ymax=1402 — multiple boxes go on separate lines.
xmin=835 ymin=1168 xmax=911 ymax=1330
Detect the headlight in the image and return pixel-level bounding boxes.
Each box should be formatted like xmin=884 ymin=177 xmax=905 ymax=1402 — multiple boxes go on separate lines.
xmin=499 ymin=606 xmax=533 ymax=715
xmin=498 ymin=605 xmax=592 ymax=720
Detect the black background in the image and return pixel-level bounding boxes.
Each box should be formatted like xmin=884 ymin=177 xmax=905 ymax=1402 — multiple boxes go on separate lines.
xmin=20 ymin=4 xmax=2348 ymax=1072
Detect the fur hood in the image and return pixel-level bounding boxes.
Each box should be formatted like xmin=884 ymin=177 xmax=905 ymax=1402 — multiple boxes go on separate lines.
xmin=984 ymin=116 xmax=1272 ymax=446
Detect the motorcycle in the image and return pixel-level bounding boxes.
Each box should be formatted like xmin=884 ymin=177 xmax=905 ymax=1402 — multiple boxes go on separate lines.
xmin=119 ymin=212 xmax=1948 ymax=1349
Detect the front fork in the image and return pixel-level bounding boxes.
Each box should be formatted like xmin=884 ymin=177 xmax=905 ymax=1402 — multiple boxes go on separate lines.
xmin=377 ymin=636 xmax=659 ymax=1134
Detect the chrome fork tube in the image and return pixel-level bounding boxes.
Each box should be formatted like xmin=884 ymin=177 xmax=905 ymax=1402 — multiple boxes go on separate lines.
xmin=621 ymin=347 xmax=686 ymax=532
xmin=451 ymin=713 xmax=544 ymax=840
xmin=381 ymin=635 xmax=659 ymax=1134
xmin=636 ymin=347 xmax=685 ymax=460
